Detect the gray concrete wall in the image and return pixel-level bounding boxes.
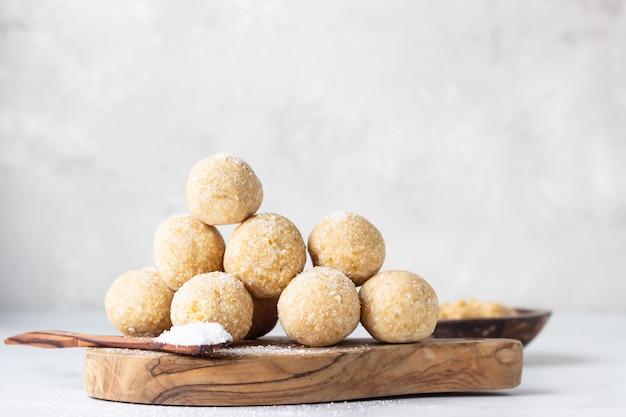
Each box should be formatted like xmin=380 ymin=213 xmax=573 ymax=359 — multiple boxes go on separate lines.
xmin=1 ymin=0 xmax=625 ymax=311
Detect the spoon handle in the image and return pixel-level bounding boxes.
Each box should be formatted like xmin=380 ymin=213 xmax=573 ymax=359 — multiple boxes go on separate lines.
xmin=4 ymin=330 xmax=152 ymax=350
xmin=4 ymin=330 xmax=228 ymax=356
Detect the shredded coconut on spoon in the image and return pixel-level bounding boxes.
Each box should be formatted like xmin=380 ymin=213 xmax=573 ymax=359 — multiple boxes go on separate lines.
xmin=156 ymin=322 xmax=232 ymax=346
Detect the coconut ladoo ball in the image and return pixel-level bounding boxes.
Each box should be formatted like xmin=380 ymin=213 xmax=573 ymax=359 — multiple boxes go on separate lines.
xmin=359 ymin=270 xmax=439 ymax=343
xmin=186 ymin=153 xmax=263 ymax=225
xmin=307 ymin=211 xmax=385 ymax=286
xmin=224 ymin=213 xmax=306 ymax=298
xmin=170 ymin=271 xmax=254 ymax=342
xmin=277 ymin=266 xmax=360 ymax=347
xmin=105 ymin=268 xmax=174 ymax=337
xmin=154 ymin=214 xmax=225 ymax=291
xmin=245 ymin=296 xmax=279 ymax=340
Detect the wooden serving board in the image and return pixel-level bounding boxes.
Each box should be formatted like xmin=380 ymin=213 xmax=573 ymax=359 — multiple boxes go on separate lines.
xmin=84 ymin=337 xmax=523 ymax=406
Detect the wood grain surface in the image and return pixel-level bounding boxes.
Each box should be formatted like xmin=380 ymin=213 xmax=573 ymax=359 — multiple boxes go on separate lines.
xmin=84 ymin=337 xmax=523 ymax=406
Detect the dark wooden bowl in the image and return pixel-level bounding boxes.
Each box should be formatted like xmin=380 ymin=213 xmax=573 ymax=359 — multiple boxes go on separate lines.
xmin=432 ymin=308 xmax=551 ymax=346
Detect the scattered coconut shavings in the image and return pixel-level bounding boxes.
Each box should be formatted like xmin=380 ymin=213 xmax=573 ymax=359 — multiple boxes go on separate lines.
xmin=209 ymin=341 xmax=374 ymax=358
xmin=105 ymin=347 xmax=164 ymax=357
xmin=213 ymin=345 xmax=326 ymax=357
xmin=155 ymin=322 xmax=232 ymax=346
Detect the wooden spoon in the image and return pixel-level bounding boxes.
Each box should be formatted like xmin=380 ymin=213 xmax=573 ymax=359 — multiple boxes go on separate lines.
xmin=4 ymin=330 xmax=228 ymax=356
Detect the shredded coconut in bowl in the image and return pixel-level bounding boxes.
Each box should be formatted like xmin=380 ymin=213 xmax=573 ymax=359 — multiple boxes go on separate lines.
xmin=155 ymin=322 xmax=232 ymax=346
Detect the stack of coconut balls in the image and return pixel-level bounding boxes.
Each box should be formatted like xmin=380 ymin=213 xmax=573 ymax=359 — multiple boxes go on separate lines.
xmin=105 ymin=153 xmax=439 ymax=347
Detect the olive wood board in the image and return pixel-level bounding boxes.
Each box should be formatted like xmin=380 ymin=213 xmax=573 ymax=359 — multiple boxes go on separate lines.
xmin=84 ymin=336 xmax=523 ymax=406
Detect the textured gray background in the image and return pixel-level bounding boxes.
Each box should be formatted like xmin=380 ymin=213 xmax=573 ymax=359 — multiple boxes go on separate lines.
xmin=1 ymin=0 xmax=625 ymax=312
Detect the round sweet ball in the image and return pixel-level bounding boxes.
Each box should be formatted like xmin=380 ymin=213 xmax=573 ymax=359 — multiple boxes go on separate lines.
xmin=186 ymin=153 xmax=263 ymax=225
xmin=105 ymin=269 xmax=174 ymax=337
xmin=224 ymin=213 xmax=306 ymax=298
xmin=277 ymin=266 xmax=360 ymax=347
xmin=359 ymin=270 xmax=439 ymax=343
xmin=245 ymin=296 xmax=279 ymax=340
xmin=154 ymin=214 xmax=225 ymax=291
xmin=307 ymin=211 xmax=385 ymax=286
xmin=170 ymin=272 xmax=254 ymax=342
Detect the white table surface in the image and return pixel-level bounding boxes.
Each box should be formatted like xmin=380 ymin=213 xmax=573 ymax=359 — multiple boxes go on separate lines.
xmin=1 ymin=310 xmax=625 ymax=416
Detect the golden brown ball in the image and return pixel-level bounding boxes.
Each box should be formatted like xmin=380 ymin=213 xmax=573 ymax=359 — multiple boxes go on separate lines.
xmin=105 ymin=268 xmax=174 ymax=337
xmin=359 ymin=270 xmax=438 ymax=343
xmin=154 ymin=214 xmax=225 ymax=291
xmin=186 ymin=153 xmax=263 ymax=225
xmin=170 ymin=272 xmax=254 ymax=342
xmin=308 ymin=211 xmax=385 ymax=286
xmin=277 ymin=266 xmax=360 ymax=347
xmin=224 ymin=213 xmax=306 ymax=298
